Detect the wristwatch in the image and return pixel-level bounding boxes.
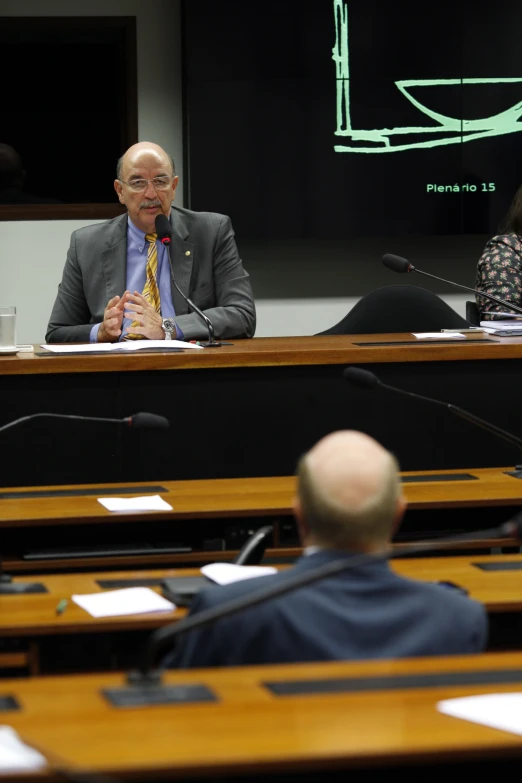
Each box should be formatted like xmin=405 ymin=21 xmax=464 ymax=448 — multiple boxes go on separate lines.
xmin=161 ymin=317 xmax=176 ymax=340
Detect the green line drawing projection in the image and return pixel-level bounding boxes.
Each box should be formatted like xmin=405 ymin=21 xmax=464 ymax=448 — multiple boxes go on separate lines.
xmin=332 ymin=0 xmax=522 ymax=153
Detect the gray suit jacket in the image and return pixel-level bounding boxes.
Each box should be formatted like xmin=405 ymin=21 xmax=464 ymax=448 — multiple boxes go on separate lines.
xmin=46 ymin=207 xmax=256 ymax=343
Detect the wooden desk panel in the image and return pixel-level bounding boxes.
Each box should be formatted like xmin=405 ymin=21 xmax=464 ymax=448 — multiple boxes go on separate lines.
xmin=2 ymin=335 xmax=522 ymax=488
xmin=3 ymin=553 xmax=522 ymax=640
xmin=1 ymin=468 xmax=521 ymax=572
xmin=2 ymin=333 xmax=521 ymax=376
xmin=2 ymin=467 xmax=522 ymax=527
xmin=5 ymin=652 xmax=522 ymax=778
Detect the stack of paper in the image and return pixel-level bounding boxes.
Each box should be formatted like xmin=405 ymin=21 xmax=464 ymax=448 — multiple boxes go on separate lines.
xmin=40 ymin=340 xmax=203 ymax=353
xmin=72 ymin=587 xmax=175 ymax=618
xmin=412 ymin=332 xmax=465 ymax=339
xmin=480 ymin=320 xmax=522 ymax=332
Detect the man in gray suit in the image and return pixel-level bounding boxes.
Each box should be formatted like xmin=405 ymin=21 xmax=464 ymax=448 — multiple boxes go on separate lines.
xmin=46 ymin=141 xmax=256 ymax=343
xmin=172 ymin=431 xmax=487 ymax=668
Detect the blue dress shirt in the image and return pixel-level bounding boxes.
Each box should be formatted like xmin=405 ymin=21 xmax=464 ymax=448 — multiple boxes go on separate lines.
xmin=90 ymin=217 xmax=182 ymax=342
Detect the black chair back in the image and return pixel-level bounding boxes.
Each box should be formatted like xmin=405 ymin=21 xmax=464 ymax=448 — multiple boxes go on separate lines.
xmin=317 ymin=285 xmax=470 ymax=335
xmin=466 ymin=300 xmax=481 ymax=326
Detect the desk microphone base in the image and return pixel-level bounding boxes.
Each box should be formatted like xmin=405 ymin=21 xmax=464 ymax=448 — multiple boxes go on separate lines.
xmin=103 ymin=671 xmax=217 ymax=708
xmin=0 ymin=583 xmax=47 ymax=595
xmin=504 ymin=466 xmax=522 ymax=479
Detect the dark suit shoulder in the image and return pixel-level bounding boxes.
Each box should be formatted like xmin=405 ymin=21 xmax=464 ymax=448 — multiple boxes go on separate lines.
xmin=170 ymin=206 xmax=231 ymax=238
xmin=391 ymin=571 xmax=487 ymax=629
xmin=71 ymin=213 xmax=127 ymax=247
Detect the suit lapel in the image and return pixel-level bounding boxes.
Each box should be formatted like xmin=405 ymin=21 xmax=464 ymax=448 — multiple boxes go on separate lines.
xmin=169 ymin=209 xmax=194 ymax=316
xmin=100 ymin=214 xmax=127 ymax=301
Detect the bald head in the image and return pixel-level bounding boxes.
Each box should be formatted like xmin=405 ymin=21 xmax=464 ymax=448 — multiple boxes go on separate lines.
xmin=116 ymin=142 xmax=175 ymax=181
xmin=295 ymin=431 xmax=404 ymax=552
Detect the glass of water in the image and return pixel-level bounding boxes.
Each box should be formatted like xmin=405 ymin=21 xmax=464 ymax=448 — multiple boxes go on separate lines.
xmin=0 ymin=306 xmax=16 ymax=348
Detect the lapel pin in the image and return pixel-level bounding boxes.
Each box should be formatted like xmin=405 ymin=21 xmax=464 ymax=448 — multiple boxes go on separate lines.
xmin=185 ymin=250 xmax=191 ymax=256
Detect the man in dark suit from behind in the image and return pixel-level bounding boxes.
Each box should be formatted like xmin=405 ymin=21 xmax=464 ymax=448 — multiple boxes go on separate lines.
xmin=173 ymin=430 xmax=487 ymax=668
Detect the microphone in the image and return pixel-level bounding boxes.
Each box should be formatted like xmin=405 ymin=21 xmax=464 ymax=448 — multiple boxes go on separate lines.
xmin=382 ymin=253 xmax=522 ymax=317
xmin=0 ymin=411 xmax=169 ymax=435
xmin=0 ymin=410 xmax=168 ymax=593
xmin=127 ymin=412 xmax=169 ymax=431
xmin=343 ymin=366 xmax=522 ymax=474
xmin=155 ymin=214 xmax=226 ymax=348
xmin=100 ymin=513 xmax=522 ymax=708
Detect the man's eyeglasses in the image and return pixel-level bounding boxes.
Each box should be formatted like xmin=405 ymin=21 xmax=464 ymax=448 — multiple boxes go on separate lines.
xmin=119 ymin=177 xmax=172 ymax=193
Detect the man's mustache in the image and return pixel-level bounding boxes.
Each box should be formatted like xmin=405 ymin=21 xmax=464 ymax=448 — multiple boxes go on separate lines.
xmin=139 ymin=199 xmax=161 ymax=209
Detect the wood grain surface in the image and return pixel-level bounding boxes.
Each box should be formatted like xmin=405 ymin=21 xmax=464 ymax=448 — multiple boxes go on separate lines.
xmin=2 ymin=333 xmax=521 ymax=375
xmin=5 ymin=651 xmax=522 ymax=779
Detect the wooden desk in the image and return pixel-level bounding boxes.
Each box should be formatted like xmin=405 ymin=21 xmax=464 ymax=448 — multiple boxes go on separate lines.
xmin=3 ymin=553 xmax=522 ymax=674
xmin=4 ymin=553 xmax=522 ymax=637
xmin=1 ymin=467 xmax=521 ymax=572
xmin=2 ymin=334 xmax=522 ymax=486
xmin=0 ymin=467 xmax=521 ymax=572
xmin=6 ymin=651 xmax=522 ymax=779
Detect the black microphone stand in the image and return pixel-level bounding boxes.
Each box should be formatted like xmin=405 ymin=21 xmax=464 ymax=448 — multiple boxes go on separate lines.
xmin=0 ymin=412 xmax=168 ymax=592
xmin=101 ymin=515 xmax=522 ymax=708
xmin=344 ymin=367 xmax=522 ymax=479
xmin=159 ymin=236 xmax=231 ymax=348
xmin=382 ymin=254 xmax=522 ymax=317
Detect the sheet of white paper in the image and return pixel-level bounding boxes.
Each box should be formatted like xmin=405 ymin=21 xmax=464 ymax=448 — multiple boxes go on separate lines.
xmin=0 ymin=726 xmax=47 ymax=772
xmin=120 ymin=339 xmax=203 ymax=350
xmin=412 ymin=332 xmax=466 ymax=339
xmin=201 ymin=562 xmax=277 ymax=585
xmin=72 ymin=586 xmax=175 ymax=618
xmin=437 ymin=693 xmax=522 ymax=736
xmin=97 ymin=494 xmax=173 ymax=512
xmin=40 ymin=339 xmax=203 ymax=353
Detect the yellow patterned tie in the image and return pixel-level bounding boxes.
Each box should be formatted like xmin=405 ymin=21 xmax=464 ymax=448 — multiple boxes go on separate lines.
xmin=127 ymin=233 xmax=161 ymax=339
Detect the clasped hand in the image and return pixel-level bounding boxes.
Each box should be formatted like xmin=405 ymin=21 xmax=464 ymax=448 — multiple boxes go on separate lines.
xmin=123 ymin=291 xmax=164 ymax=339
xmin=98 ymin=291 xmax=164 ymax=342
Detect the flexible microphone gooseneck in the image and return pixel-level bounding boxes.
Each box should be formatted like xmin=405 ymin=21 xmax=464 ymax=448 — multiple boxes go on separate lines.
xmin=343 ymin=366 xmax=522 ymax=476
xmin=382 ymin=253 xmax=522 ymax=317
xmin=102 ymin=513 xmax=522 ymax=710
xmin=0 ymin=411 xmax=169 ymax=435
xmin=155 ymin=214 xmax=226 ymax=348
xmin=0 ymin=410 xmax=169 ymax=593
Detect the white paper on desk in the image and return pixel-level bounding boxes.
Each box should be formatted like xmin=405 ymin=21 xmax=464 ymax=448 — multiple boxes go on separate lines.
xmin=437 ymin=693 xmax=522 ymax=736
xmin=412 ymin=332 xmax=466 ymax=339
xmin=0 ymin=726 xmax=47 ymax=772
xmin=97 ymin=494 xmax=173 ymax=512
xmin=40 ymin=339 xmax=203 ymax=353
xmin=72 ymin=587 xmax=175 ymax=618
xmin=201 ymin=562 xmax=277 ymax=585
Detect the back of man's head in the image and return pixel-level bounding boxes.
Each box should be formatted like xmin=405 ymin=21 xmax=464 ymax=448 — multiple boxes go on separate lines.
xmin=295 ymin=430 xmax=403 ymax=552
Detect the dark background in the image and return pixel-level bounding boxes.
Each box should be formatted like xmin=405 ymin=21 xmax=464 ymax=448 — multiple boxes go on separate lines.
xmin=0 ymin=17 xmax=136 ymax=205
xmin=182 ymin=0 xmax=522 ymax=238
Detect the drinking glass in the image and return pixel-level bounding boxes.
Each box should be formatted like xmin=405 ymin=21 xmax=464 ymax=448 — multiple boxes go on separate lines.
xmin=0 ymin=306 xmax=16 ymax=348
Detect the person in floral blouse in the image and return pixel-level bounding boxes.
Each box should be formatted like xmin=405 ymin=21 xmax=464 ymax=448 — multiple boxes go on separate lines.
xmin=475 ymin=187 xmax=522 ymax=319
